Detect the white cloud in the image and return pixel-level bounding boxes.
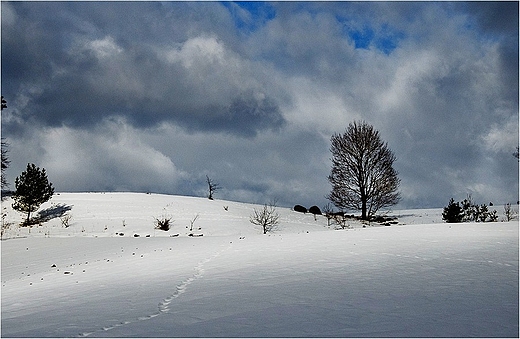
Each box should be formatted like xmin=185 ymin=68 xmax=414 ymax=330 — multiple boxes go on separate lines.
xmin=1 ymin=2 xmax=17 ymax=27
xmin=377 ymin=49 xmax=441 ymax=112
xmin=163 ymin=35 xmax=226 ymax=68
xmin=482 ymin=116 xmax=519 ymax=153
xmin=158 ymin=35 xmax=268 ymax=105
xmin=88 ymin=36 xmax=122 ymax=59
xmin=68 ymin=35 xmax=123 ymax=60
xmin=283 ymin=76 xmax=354 ymax=134
xmin=36 ymin=120 xmax=187 ymax=193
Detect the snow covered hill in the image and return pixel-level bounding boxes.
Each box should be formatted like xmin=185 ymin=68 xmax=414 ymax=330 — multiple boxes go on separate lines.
xmin=1 ymin=193 xmax=518 ymax=337
xmin=1 ymin=192 xmax=444 ymax=239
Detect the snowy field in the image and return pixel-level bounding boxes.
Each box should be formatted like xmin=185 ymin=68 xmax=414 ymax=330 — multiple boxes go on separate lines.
xmin=1 ymin=193 xmax=518 ymax=337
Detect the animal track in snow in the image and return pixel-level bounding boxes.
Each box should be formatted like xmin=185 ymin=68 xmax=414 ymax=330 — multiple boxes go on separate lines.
xmin=78 ymin=243 xmax=232 ymax=338
xmin=157 ymin=244 xmax=230 ymax=314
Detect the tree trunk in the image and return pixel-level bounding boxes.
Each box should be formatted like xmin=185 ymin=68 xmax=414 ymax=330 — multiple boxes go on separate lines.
xmin=361 ymin=189 xmax=367 ymax=220
xmin=25 ymin=211 xmax=31 ymax=226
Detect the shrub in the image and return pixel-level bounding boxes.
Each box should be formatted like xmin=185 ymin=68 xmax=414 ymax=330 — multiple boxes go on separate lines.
xmin=293 ymin=205 xmax=307 ymax=213
xmin=59 ymin=213 xmax=73 ymax=228
xmin=322 ymin=203 xmax=335 ymax=226
xmin=189 ymin=214 xmax=199 ymax=232
xmin=250 ymin=202 xmax=280 ymax=234
xmin=308 ymin=206 xmax=322 ymax=215
xmin=443 ymin=196 xmax=498 ymax=223
xmin=333 ymin=214 xmax=350 ymax=229
xmin=154 ymin=216 xmax=173 ymax=231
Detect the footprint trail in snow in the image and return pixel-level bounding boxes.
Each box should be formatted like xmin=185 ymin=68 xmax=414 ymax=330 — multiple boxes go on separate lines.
xmin=78 ymin=243 xmax=232 ymax=338
xmin=158 ymin=249 xmax=221 ymax=313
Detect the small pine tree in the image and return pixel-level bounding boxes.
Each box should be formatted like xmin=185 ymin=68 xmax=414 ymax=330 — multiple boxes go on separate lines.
xmin=478 ymin=204 xmax=489 ymax=222
xmin=12 ymin=163 xmax=54 ymax=225
xmin=442 ymin=198 xmax=463 ymax=223
xmin=460 ymin=195 xmax=476 ymax=221
xmin=504 ymin=203 xmax=517 ymax=221
xmin=487 ymin=209 xmax=498 ymax=222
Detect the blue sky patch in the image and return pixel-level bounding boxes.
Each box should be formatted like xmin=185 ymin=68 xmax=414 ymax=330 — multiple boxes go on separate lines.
xmin=339 ymin=16 xmax=404 ymax=55
xmin=221 ymin=1 xmax=276 ymax=34
xmin=348 ymin=25 xmax=375 ymax=49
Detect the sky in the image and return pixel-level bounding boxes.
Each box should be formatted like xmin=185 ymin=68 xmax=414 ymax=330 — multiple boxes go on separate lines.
xmin=1 ymin=1 xmax=518 ymax=210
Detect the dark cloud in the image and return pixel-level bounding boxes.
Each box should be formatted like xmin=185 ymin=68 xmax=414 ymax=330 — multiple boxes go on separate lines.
xmin=456 ymin=2 xmax=519 ymax=104
xmin=2 ymin=2 xmax=285 ymax=137
xmin=459 ymin=2 xmax=519 ymax=36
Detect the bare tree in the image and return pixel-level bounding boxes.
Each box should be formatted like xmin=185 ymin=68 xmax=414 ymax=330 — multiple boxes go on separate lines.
xmin=206 ymin=175 xmax=221 ymax=200
xmin=327 ymin=121 xmax=400 ymax=220
xmin=250 ymin=201 xmax=280 ymax=234
xmin=1 ymin=96 xmax=10 ymax=189
xmin=1 ymin=139 xmax=10 ymax=190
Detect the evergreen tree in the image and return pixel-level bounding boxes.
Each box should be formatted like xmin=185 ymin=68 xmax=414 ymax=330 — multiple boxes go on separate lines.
xmin=442 ymin=198 xmax=463 ymax=223
xmin=12 ymin=163 xmax=54 ymax=225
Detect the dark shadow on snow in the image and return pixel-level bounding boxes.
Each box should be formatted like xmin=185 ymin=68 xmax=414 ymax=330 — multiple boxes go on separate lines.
xmin=36 ymin=204 xmax=73 ymax=223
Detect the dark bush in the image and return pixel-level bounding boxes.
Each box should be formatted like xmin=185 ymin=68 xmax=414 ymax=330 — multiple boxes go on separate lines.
xmin=446 ymin=195 xmax=498 ymax=223
xmin=442 ymin=198 xmax=463 ymax=223
xmin=293 ymin=205 xmax=307 ymax=213
xmin=154 ymin=216 xmax=172 ymax=231
xmin=372 ymin=215 xmax=397 ymax=223
xmin=309 ymin=206 xmax=322 ymax=215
